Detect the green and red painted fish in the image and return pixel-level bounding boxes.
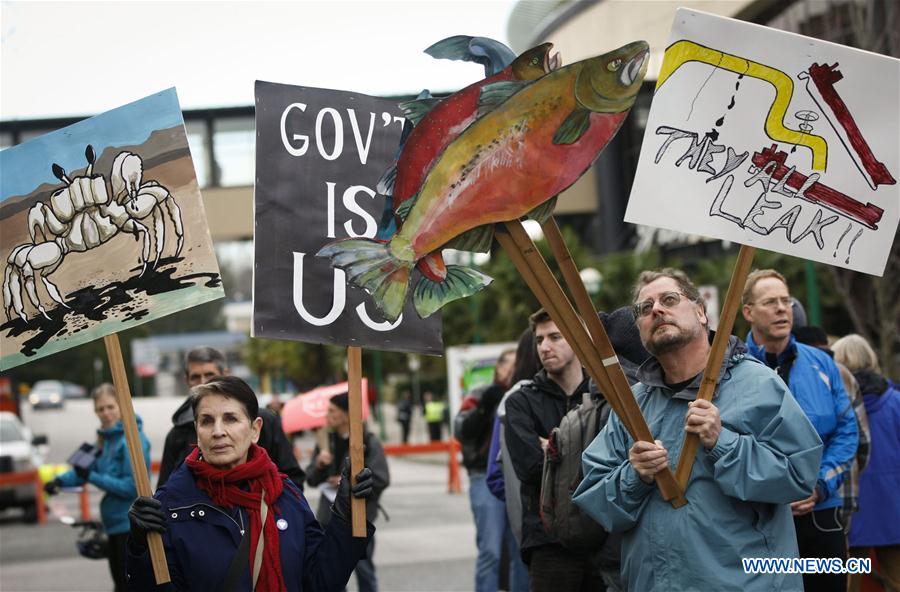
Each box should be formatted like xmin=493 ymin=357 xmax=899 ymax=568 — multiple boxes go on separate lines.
xmin=320 ymin=40 xmax=649 ymax=322
xmin=377 ymin=39 xmax=559 ymax=282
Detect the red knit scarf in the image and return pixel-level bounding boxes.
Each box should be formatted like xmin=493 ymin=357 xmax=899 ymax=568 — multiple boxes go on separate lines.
xmin=185 ymin=444 xmax=286 ymax=591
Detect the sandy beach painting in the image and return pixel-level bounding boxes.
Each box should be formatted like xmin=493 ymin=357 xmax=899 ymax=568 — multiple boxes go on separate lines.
xmin=0 ymin=89 xmax=224 ymax=370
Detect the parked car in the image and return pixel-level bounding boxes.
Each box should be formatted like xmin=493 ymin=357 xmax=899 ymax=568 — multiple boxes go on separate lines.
xmin=0 ymin=412 xmax=48 ymax=522
xmin=28 ymin=380 xmax=86 ymax=409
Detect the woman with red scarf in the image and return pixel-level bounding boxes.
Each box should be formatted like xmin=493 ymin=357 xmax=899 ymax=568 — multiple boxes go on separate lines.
xmin=125 ymin=376 xmax=374 ymax=591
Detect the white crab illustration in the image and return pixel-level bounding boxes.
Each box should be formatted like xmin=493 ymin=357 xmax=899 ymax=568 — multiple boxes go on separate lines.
xmin=3 ymin=145 xmax=184 ymax=322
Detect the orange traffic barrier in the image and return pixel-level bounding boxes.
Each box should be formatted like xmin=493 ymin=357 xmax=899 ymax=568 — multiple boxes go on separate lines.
xmin=0 ymin=470 xmax=47 ymax=524
xmin=382 ymin=439 xmax=462 ymax=494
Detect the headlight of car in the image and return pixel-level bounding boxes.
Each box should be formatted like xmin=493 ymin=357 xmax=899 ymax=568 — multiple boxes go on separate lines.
xmin=49 ymin=393 xmax=61 ymax=404
xmin=29 ymin=394 xmax=40 ymax=405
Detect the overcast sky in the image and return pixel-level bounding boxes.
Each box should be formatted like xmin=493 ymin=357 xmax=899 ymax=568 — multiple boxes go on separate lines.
xmin=1 ymin=0 xmax=517 ymax=120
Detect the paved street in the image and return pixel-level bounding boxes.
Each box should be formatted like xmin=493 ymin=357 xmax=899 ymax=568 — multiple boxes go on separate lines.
xmin=1 ymin=401 xmax=477 ymax=591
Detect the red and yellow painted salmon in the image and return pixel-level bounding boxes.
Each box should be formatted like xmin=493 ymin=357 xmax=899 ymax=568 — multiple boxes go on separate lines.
xmin=320 ymin=41 xmax=649 ymax=322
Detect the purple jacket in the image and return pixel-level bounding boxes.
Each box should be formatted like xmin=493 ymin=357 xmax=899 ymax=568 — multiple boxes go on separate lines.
xmin=849 ymin=378 xmax=900 ymax=547
xmin=486 ymin=415 xmax=505 ymax=499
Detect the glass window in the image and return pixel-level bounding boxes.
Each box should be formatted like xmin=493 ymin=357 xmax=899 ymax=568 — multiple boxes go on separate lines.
xmin=184 ymin=120 xmax=210 ymax=188
xmin=213 ymin=117 xmax=255 ymax=187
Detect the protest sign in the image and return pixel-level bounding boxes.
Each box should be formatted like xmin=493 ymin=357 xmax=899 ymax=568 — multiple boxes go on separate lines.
xmin=626 ymin=9 xmax=899 ymax=276
xmin=1 ymin=89 xmax=223 ymax=370
xmin=252 ymin=81 xmax=442 ymax=355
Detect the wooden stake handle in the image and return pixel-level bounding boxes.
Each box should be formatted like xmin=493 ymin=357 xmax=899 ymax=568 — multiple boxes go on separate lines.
xmin=499 ymin=222 xmax=686 ymax=507
xmin=103 ymin=334 xmax=170 ymax=584
xmin=673 ymin=246 xmax=756 ymax=489
xmin=542 ymin=218 xmax=637 ymax=436
xmin=347 ymin=346 xmax=367 ymax=537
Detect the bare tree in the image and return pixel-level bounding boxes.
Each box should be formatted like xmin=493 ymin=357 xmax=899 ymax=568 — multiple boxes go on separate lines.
xmin=825 ymin=0 xmax=900 ymax=375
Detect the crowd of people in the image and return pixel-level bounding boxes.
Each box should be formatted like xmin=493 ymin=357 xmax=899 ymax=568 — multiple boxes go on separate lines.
xmin=456 ymin=267 xmax=897 ymax=592
xmin=41 ymin=266 xmax=897 ymax=592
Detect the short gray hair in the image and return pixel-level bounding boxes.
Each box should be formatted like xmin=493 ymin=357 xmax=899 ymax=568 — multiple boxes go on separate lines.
xmin=184 ymin=346 xmax=227 ymax=375
xmin=631 ymin=268 xmax=705 ymax=314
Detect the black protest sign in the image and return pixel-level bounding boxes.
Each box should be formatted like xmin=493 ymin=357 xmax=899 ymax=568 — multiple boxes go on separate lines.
xmin=253 ymin=81 xmax=442 ymax=354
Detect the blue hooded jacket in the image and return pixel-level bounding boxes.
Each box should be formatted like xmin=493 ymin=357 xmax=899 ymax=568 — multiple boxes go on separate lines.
xmin=573 ymin=337 xmax=823 ymax=591
xmin=57 ymin=417 xmax=151 ymax=535
xmin=745 ymin=333 xmax=858 ymax=510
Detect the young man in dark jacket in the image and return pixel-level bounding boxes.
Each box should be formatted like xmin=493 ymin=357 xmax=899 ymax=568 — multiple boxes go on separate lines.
xmin=156 ymin=346 xmax=305 ymax=489
xmin=504 ymin=310 xmax=594 ymax=591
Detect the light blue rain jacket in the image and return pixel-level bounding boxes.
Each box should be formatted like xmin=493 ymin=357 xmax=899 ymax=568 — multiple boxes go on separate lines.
xmin=573 ymin=337 xmax=823 ymax=592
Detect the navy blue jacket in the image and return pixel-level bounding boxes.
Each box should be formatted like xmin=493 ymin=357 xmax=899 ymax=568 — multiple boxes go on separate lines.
xmin=126 ymin=462 xmax=372 ymax=591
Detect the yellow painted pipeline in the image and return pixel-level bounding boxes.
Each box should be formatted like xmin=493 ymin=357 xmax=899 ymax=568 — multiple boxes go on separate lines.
xmin=657 ymin=40 xmax=827 ymax=171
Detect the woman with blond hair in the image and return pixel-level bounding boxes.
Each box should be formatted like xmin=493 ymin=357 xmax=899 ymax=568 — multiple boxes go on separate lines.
xmin=44 ymin=383 xmax=151 ymax=591
xmin=833 ymin=334 xmax=900 ymax=592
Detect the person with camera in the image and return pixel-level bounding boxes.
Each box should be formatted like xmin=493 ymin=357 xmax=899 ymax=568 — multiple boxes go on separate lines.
xmin=44 ymin=383 xmax=151 ymax=592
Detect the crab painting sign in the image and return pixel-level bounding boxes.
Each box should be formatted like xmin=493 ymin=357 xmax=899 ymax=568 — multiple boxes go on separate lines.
xmin=253 ymin=81 xmax=442 ymax=354
xmin=0 ymin=89 xmax=224 ymax=370
xmin=626 ymin=9 xmax=899 ymax=276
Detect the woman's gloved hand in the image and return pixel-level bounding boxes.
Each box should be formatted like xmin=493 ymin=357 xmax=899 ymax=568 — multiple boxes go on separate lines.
xmin=332 ymin=457 xmax=374 ymax=523
xmin=127 ymin=496 xmax=167 ymax=554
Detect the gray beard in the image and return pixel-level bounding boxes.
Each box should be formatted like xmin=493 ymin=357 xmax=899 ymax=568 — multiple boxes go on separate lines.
xmin=646 ymin=323 xmax=701 ymax=356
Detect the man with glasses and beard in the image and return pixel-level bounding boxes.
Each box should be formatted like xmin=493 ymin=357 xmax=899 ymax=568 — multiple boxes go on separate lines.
xmin=573 ymin=268 xmax=823 ymax=591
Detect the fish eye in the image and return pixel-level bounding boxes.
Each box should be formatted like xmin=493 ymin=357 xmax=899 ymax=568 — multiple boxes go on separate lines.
xmin=607 ymin=59 xmax=623 ymax=71
xmin=531 ymin=57 xmax=539 ymax=65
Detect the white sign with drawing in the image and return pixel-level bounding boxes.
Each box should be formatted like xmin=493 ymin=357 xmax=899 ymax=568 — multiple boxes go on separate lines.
xmin=626 ymin=9 xmax=899 ymax=276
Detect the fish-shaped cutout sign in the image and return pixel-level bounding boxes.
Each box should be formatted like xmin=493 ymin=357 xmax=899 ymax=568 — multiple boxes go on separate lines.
xmin=376 ymin=38 xmax=560 ymax=306
xmin=320 ymin=41 xmax=649 ymax=322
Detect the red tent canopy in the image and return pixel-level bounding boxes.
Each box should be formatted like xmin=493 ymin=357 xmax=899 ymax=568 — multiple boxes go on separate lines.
xmin=281 ymin=380 xmax=369 ymax=434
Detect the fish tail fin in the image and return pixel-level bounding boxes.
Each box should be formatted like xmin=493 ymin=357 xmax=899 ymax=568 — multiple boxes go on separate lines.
xmin=412 ymin=264 xmax=492 ymax=318
xmin=318 ymin=239 xmax=412 ymax=322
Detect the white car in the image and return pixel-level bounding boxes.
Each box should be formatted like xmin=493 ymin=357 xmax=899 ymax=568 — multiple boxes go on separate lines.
xmin=0 ymin=412 xmax=48 ymax=522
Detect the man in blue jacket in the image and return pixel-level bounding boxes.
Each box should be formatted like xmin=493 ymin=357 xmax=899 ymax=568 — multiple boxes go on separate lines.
xmin=573 ymin=268 xmax=823 ymax=591
xmin=742 ymin=268 xmax=858 ymax=592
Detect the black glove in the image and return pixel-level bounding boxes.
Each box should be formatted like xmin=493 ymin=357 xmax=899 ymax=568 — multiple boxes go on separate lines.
xmin=332 ymin=457 xmax=374 ymax=523
xmin=44 ymin=478 xmax=61 ymax=495
xmin=74 ymin=465 xmax=91 ymax=481
xmin=128 ymin=496 xmax=167 ymax=554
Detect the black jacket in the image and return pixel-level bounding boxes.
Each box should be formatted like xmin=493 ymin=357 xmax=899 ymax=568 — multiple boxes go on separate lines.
xmin=455 ymin=383 xmax=505 ymax=472
xmin=305 ymin=430 xmax=390 ymax=524
xmin=156 ymin=398 xmax=305 ymax=489
xmin=504 ymin=370 xmax=589 ymax=557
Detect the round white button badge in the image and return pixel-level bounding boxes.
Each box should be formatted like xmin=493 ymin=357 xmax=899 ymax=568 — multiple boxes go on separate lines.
xmin=276 ymin=519 xmax=288 ymax=531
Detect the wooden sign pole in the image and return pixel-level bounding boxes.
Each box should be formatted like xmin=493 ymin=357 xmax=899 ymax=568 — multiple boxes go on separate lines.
xmin=673 ymin=245 xmax=756 ymax=489
xmin=103 ymin=334 xmax=170 ymax=584
xmin=497 ymin=222 xmax=686 ymax=507
xmin=541 ymin=217 xmax=640 ymax=436
xmin=346 ymin=346 xmax=367 ymax=537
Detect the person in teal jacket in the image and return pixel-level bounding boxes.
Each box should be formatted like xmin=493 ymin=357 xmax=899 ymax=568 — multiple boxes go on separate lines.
xmin=742 ymin=269 xmax=858 ymax=592
xmin=573 ymin=269 xmax=823 ymax=592
xmin=45 ymin=383 xmax=151 ymax=592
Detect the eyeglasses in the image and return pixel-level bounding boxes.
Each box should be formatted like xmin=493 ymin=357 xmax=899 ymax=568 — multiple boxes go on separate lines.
xmin=748 ymin=296 xmax=792 ymax=309
xmin=632 ymin=291 xmax=692 ymax=318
